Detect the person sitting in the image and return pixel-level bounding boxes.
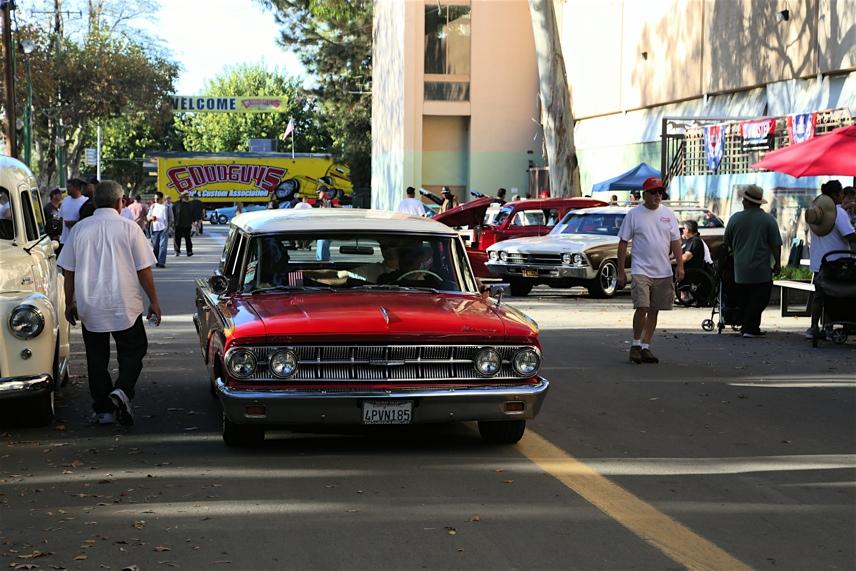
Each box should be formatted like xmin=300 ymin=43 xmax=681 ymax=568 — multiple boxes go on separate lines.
xmin=350 ymin=243 xmax=401 ymax=284
xmin=378 ymin=244 xmax=440 ymax=286
xmin=675 ymin=220 xmax=714 ymax=305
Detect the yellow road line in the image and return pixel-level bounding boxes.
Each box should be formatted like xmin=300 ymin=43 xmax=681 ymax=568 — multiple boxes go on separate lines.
xmin=519 ymin=430 xmax=753 ymax=571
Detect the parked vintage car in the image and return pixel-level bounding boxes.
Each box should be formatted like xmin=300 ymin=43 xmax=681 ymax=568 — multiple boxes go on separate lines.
xmin=434 ymin=197 xmax=607 ymax=278
xmin=0 ymin=157 xmax=71 ymax=425
xmin=486 ymin=203 xmax=725 ymax=297
xmin=194 ymin=209 xmax=549 ymax=446
xmin=208 ymin=203 xmax=268 ymax=224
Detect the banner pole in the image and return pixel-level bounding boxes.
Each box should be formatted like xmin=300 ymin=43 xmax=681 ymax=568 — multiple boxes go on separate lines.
xmin=291 ymin=131 xmax=295 ymax=159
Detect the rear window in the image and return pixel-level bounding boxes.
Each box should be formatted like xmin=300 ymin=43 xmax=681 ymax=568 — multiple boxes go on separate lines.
xmin=674 ymin=209 xmax=724 ymax=228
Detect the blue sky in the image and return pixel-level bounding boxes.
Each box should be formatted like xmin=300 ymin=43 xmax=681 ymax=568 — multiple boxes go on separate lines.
xmin=142 ymin=0 xmax=307 ymax=93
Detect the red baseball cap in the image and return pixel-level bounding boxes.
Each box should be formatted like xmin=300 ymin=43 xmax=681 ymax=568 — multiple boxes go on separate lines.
xmin=642 ymin=177 xmax=665 ymax=192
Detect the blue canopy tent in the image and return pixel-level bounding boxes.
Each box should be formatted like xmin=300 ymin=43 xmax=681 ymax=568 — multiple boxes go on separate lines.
xmin=591 ymin=163 xmax=661 ymax=192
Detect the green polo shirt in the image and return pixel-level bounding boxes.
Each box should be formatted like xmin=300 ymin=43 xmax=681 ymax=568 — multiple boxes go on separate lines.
xmin=723 ymin=207 xmax=782 ymax=284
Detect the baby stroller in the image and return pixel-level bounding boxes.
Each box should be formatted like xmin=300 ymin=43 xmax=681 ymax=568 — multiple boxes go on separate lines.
xmin=701 ymin=250 xmax=744 ymax=333
xmin=812 ymin=250 xmax=856 ymax=347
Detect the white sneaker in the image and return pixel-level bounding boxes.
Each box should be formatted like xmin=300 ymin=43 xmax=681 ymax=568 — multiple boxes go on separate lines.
xmin=90 ymin=411 xmax=115 ymax=425
xmin=109 ymin=388 xmax=134 ymax=426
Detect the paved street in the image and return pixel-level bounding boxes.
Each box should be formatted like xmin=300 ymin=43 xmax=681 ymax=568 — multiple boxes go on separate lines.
xmin=2 ymin=226 xmax=854 ymax=570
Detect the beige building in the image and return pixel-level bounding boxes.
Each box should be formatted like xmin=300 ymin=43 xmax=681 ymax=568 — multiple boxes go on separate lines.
xmin=372 ymin=0 xmax=855 ymax=210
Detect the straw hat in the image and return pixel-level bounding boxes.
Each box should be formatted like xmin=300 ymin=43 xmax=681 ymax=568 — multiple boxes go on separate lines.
xmin=804 ymin=194 xmax=837 ymax=236
xmin=737 ymin=185 xmax=767 ymax=205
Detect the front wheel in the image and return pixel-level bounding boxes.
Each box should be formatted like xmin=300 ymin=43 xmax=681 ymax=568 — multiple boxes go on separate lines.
xmin=509 ymin=278 xmax=533 ymax=297
xmin=478 ymin=420 xmax=526 ymax=444
xmin=24 ymin=391 xmax=55 ymax=427
xmin=222 ymin=415 xmax=265 ymax=447
xmin=587 ymin=260 xmax=618 ymax=298
xmin=217 ymin=214 xmax=228 ymax=225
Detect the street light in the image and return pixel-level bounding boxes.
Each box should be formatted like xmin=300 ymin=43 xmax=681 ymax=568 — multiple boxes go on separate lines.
xmin=20 ymin=38 xmax=34 ymax=168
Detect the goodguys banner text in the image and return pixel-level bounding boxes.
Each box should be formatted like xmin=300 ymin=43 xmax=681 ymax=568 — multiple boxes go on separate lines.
xmin=158 ymin=157 xmax=290 ymax=201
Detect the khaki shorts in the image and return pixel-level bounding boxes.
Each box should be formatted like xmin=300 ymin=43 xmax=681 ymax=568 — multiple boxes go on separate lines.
xmin=631 ymin=275 xmax=675 ymax=310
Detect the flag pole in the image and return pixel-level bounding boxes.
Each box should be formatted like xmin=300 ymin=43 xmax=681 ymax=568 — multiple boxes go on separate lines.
xmin=291 ymin=130 xmax=295 ymax=159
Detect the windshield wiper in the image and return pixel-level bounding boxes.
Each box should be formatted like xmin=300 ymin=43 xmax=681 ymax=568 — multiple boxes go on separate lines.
xmin=355 ymin=284 xmax=440 ymax=293
xmin=249 ymin=285 xmax=336 ymax=294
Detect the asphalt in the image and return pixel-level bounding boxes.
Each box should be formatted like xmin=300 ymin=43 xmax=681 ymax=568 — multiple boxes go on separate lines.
xmin=1 ymin=224 xmax=853 ymax=571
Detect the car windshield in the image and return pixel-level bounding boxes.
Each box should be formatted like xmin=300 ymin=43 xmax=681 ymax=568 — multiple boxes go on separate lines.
xmin=240 ymin=233 xmax=476 ymax=294
xmin=0 ymin=187 xmax=15 ymax=240
xmin=552 ymin=212 xmax=625 ymax=236
xmin=673 ymin=209 xmax=724 ymax=228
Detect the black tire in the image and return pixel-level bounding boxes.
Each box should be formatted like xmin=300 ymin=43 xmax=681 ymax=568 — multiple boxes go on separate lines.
xmin=478 ymin=419 xmax=526 ymax=444
xmin=701 ymin=319 xmax=714 ymax=332
xmin=587 ymin=260 xmax=618 ymax=298
xmin=509 ymin=278 xmax=533 ymax=297
xmin=217 ymin=214 xmax=228 ymax=225
xmin=24 ymin=391 xmax=55 ymax=427
xmin=222 ymin=415 xmax=264 ymax=447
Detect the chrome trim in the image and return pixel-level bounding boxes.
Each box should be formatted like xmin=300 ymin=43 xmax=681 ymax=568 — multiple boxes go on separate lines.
xmin=486 ymin=262 xmax=597 ymax=280
xmin=9 ymin=304 xmax=46 ymax=340
xmin=0 ymin=374 xmax=52 ymax=400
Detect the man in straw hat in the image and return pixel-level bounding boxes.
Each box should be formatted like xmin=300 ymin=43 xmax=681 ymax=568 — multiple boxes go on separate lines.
xmin=804 ymin=180 xmax=856 ymax=340
xmin=723 ymin=185 xmax=782 ymax=338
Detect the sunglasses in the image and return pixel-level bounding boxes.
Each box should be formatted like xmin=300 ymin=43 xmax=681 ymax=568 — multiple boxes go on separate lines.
xmin=644 ymin=189 xmax=665 ymax=196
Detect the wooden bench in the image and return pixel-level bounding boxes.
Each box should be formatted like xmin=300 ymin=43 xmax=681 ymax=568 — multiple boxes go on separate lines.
xmin=774 ymin=279 xmax=815 ymax=317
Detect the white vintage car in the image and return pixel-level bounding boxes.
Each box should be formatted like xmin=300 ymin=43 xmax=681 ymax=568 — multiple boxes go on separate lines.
xmin=0 ymin=157 xmax=70 ymax=425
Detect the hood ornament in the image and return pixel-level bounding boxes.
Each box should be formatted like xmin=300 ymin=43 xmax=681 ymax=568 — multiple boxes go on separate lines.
xmin=379 ymin=305 xmax=390 ymax=325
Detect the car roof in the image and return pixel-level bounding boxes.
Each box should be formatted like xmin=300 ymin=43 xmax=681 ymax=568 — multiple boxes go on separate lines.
xmin=500 ymin=197 xmax=607 ymax=211
xmin=571 ymin=204 xmax=712 ymax=215
xmin=233 ymin=208 xmax=459 ymax=236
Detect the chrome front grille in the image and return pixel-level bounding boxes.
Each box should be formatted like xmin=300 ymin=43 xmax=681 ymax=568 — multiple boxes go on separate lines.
xmin=239 ymin=345 xmax=538 ymax=383
xmin=506 ymin=253 xmax=563 ymax=265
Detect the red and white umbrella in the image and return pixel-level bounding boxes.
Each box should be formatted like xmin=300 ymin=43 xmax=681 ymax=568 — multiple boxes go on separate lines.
xmin=751 ymin=124 xmax=856 ymax=177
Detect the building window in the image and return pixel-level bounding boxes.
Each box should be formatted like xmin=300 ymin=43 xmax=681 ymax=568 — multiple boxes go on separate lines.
xmin=424 ymin=3 xmax=470 ymax=101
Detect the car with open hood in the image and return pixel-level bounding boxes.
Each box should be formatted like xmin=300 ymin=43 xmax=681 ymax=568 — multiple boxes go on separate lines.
xmin=433 ymin=197 xmax=606 ymax=278
xmin=485 ymin=203 xmax=725 ymax=297
xmin=194 ymin=208 xmax=548 ymax=446
xmin=0 ymin=157 xmax=71 ymax=425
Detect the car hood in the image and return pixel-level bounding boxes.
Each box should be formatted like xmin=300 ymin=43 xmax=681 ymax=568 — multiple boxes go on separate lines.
xmin=229 ymin=291 xmax=539 ymax=344
xmin=0 ymin=241 xmax=35 ymax=293
xmin=488 ymin=233 xmax=617 ymax=254
xmin=433 ymin=196 xmax=498 ymax=227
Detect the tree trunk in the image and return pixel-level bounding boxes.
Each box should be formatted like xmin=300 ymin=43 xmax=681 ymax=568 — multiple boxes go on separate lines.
xmin=528 ymin=0 xmax=581 ymax=197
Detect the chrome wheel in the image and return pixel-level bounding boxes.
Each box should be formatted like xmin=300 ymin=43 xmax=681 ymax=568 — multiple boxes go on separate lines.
xmin=588 ymin=260 xmax=618 ymax=298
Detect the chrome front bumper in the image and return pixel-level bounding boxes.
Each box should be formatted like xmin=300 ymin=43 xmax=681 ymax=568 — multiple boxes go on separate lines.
xmin=0 ymin=374 xmax=52 ymax=400
xmin=485 ymin=262 xmax=596 ymax=280
xmin=216 ymin=377 xmax=550 ymax=425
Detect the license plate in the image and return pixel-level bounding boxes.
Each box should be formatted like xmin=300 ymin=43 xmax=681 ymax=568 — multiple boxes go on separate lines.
xmin=362 ymin=400 xmax=413 ymax=425
xmin=522 ymin=269 xmax=538 ymax=278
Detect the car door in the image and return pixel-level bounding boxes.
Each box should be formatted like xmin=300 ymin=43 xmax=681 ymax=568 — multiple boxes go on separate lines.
xmin=195 ymin=226 xmax=244 ymax=361
xmin=18 ymin=186 xmax=51 ymax=298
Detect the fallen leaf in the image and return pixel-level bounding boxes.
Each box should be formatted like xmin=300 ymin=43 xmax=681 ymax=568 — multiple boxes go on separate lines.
xmin=503 ymin=480 xmax=514 ymax=484
xmin=445 ymin=526 xmax=457 ymax=535
xmin=154 ymin=546 xmax=172 ymax=552
xmin=133 ymin=520 xmax=146 ymax=529
xmin=468 ymin=515 xmax=480 ymax=522
xmin=74 ymin=554 xmax=88 ymax=561
xmin=17 ymin=551 xmax=51 ymax=559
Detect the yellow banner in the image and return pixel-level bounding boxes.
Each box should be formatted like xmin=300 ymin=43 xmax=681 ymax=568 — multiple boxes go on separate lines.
xmin=170 ymin=96 xmax=289 ymax=113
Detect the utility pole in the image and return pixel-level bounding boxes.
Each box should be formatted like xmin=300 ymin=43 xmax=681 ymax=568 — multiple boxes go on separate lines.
xmin=2 ymin=0 xmax=17 ymax=158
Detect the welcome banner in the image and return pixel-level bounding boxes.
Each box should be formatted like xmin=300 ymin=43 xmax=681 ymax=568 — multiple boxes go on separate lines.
xmin=171 ymin=96 xmax=289 ymax=113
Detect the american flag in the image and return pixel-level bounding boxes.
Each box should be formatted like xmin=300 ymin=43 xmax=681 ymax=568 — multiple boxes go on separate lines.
xmin=288 ymin=270 xmax=303 ymax=287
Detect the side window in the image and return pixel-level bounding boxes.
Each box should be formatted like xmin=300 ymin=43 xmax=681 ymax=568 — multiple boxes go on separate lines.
xmin=0 ymin=186 xmax=15 ymax=240
xmin=29 ymin=190 xmax=46 ymax=235
xmin=219 ymin=226 xmax=238 ymax=273
xmin=226 ymin=233 xmax=248 ymax=277
xmin=20 ymin=190 xmax=40 ymax=241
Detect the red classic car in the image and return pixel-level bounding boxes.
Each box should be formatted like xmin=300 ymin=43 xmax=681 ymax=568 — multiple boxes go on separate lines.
xmin=434 ymin=197 xmax=607 ymax=277
xmin=193 ymin=209 xmax=549 ymax=446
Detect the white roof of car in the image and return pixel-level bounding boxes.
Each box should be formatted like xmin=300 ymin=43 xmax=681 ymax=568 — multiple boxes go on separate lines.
xmin=233 ymin=208 xmax=459 ymax=236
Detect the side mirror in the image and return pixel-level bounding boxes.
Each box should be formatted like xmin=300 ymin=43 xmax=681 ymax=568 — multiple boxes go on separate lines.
xmin=488 ymin=283 xmax=510 ymax=306
xmin=208 ymin=274 xmax=230 ymax=295
xmin=51 ymin=240 xmax=60 ymax=252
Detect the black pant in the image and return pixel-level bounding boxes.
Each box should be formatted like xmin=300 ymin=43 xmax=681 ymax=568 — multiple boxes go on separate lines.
xmin=81 ymin=315 xmax=148 ymax=413
xmin=174 ymin=226 xmax=193 ymax=254
xmin=736 ymin=281 xmax=772 ymax=334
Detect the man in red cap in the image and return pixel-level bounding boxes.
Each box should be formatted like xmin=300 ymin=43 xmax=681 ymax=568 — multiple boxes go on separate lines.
xmin=617 ymin=177 xmax=684 ymax=364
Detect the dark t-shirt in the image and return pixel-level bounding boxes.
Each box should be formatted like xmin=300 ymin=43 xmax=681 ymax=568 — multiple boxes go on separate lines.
xmin=78 ymin=197 xmax=95 ymax=220
xmin=43 ymin=203 xmax=62 ymax=239
xmin=682 ymin=235 xmax=706 ymax=271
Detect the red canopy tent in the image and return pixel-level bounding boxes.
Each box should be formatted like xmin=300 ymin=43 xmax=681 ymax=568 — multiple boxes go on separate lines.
xmin=751 ymin=124 xmax=856 ymax=178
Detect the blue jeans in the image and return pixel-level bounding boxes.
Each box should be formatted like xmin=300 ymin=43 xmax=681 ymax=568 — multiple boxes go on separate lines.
xmin=151 ymin=230 xmax=167 ymax=265
xmin=316 ymin=239 xmax=331 ymax=262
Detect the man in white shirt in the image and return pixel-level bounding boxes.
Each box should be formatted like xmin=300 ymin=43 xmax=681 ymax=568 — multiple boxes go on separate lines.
xmin=58 ymin=180 xmax=162 ymax=426
xmin=292 ymin=196 xmax=312 ymax=209
xmin=147 ymin=192 xmax=169 ymax=268
xmin=616 ymin=177 xmax=684 ymax=364
xmin=58 ymin=179 xmax=88 ymax=245
xmin=396 ymin=187 xmax=426 ymax=216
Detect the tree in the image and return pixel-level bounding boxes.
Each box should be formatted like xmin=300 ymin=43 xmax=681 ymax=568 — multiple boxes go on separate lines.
xmin=257 ymin=0 xmax=372 ymax=188
xmin=174 ymin=64 xmax=332 ymax=154
xmin=528 ymin=0 xmax=581 ymax=197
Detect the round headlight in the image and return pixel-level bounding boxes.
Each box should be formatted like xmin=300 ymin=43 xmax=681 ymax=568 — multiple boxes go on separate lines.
xmin=512 ymin=348 xmax=541 ymax=376
xmin=488 ymin=250 xmax=498 ymax=261
xmin=9 ymin=305 xmax=44 ymax=340
xmin=226 ymin=349 xmax=257 ymax=378
xmin=561 ymin=253 xmax=572 ymax=265
xmin=474 ymin=347 xmax=502 ymax=377
xmin=572 ymin=253 xmax=583 ymax=265
xmin=269 ymin=349 xmax=297 ymax=378
xmin=499 ymin=251 xmax=508 ymax=262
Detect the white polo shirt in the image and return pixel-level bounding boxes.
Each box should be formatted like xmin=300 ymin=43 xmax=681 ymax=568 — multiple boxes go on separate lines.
xmin=148 ymin=202 xmax=168 ymax=232
xmin=396 ymin=197 xmax=426 ymax=216
xmin=58 ymin=195 xmax=88 ymax=243
xmin=57 ymin=208 xmax=157 ymax=333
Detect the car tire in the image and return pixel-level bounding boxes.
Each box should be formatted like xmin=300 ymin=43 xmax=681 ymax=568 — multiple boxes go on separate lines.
xmin=222 ymin=414 xmax=264 ymax=447
xmin=587 ymin=260 xmax=618 ymax=298
xmin=478 ymin=419 xmax=526 ymax=445
xmin=217 ymin=215 xmax=228 ymax=225
xmin=24 ymin=391 xmax=55 ymax=427
xmin=509 ymin=278 xmax=533 ymax=297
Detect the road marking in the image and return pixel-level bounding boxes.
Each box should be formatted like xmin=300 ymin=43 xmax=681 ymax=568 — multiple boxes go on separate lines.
xmin=519 ymin=430 xmax=753 ymax=571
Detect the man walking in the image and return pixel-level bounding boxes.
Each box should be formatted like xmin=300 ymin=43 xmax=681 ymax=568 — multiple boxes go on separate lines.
xmin=616 ymin=177 xmax=684 ymax=364
xmin=147 ymin=192 xmax=169 ymax=268
xmin=723 ymin=185 xmax=782 ymax=338
xmin=127 ymin=195 xmax=148 ymax=236
xmin=191 ymin=196 xmax=205 ymax=235
xmin=77 ymin=177 xmax=99 ymax=220
xmin=58 ymin=180 xmax=162 ymax=426
xmin=396 ymin=186 xmax=426 ymax=216
xmin=58 ymin=179 xmax=88 ymax=248
xmin=173 ymin=191 xmax=194 ymax=256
